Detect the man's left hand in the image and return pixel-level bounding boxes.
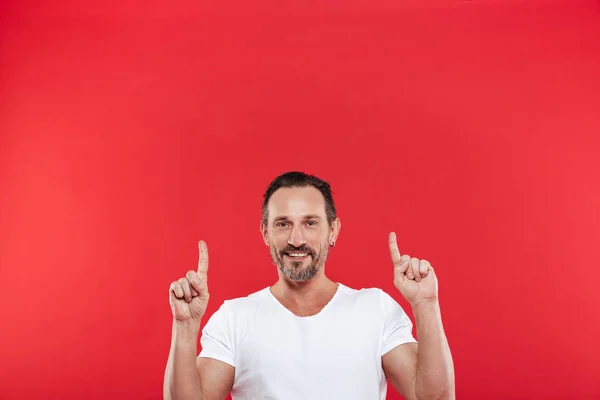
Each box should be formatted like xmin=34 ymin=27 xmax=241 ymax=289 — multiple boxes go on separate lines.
xmin=388 ymin=232 xmax=439 ymax=307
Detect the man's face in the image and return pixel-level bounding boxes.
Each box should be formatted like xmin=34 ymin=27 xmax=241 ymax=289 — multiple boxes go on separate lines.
xmin=262 ymin=186 xmax=338 ymax=282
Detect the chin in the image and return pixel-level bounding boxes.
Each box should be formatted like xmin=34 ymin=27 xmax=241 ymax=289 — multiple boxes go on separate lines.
xmin=286 ymin=271 xmax=316 ymax=282
xmin=279 ymin=263 xmax=316 ymax=281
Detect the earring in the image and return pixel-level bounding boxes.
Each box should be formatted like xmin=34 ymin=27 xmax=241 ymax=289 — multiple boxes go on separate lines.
xmin=331 ymin=241 xmax=335 ymax=247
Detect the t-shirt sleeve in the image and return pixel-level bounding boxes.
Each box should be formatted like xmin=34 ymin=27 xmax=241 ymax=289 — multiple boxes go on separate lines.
xmin=198 ymin=301 xmax=236 ymax=367
xmin=380 ymin=290 xmax=417 ymax=356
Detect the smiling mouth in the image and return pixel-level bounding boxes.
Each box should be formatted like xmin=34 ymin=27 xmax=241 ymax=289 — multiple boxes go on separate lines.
xmin=284 ymin=252 xmax=310 ymax=259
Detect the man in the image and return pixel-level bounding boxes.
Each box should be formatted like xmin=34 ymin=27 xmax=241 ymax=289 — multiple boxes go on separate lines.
xmin=164 ymin=171 xmax=455 ymax=400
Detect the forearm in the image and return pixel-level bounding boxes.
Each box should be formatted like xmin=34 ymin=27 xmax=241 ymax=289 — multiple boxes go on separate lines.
xmin=164 ymin=320 xmax=203 ymax=400
xmin=413 ymin=300 xmax=455 ymax=400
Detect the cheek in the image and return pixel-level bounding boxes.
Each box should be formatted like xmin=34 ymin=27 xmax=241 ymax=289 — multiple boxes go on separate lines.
xmin=269 ymin=230 xmax=286 ymax=243
xmin=308 ymin=236 xmax=328 ymax=250
xmin=271 ymin=236 xmax=288 ymax=251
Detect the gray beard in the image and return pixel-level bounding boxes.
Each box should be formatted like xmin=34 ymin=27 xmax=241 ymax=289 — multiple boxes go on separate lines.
xmin=271 ymin=245 xmax=328 ymax=282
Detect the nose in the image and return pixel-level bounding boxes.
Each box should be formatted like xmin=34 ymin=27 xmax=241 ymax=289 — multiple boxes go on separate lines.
xmin=287 ymin=225 xmax=307 ymax=248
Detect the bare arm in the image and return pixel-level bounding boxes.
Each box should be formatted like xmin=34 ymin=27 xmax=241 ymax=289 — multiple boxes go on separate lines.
xmin=163 ymin=320 xmax=234 ymax=400
xmin=164 ymin=321 xmax=202 ymax=400
xmin=383 ymin=300 xmax=454 ymax=400
xmin=412 ymin=300 xmax=454 ymax=400
xmin=195 ymin=356 xmax=235 ymax=400
xmin=382 ymin=342 xmax=418 ymax=400
xmin=163 ymin=240 xmax=234 ymax=400
xmin=386 ymin=232 xmax=455 ymax=400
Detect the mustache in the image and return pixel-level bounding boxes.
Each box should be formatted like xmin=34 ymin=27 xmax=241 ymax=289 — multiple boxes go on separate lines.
xmin=281 ymin=245 xmax=313 ymax=255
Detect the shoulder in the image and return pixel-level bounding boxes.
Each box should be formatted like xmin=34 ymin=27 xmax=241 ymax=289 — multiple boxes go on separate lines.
xmin=336 ymin=284 xmax=407 ymax=314
xmin=337 ymin=283 xmax=391 ymax=300
xmin=213 ymin=287 xmax=271 ymax=317
xmin=202 ymin=287 xmax=270 ymax=335
xmin=336 ymin=283 xmax=394 ymax=309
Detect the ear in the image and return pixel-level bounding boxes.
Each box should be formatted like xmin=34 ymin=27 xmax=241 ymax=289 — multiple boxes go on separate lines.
xmin=260 ymin=221 xmax=270 ymax=246
xmin=329 ymin=217 xmax=341 ymax=246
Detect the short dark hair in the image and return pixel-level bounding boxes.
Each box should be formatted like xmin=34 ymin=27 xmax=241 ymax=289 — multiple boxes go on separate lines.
xmin=261 ymin=171 xmax=337 ymax=226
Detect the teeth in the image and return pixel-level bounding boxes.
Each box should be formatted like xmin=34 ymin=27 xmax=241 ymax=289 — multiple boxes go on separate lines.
xmin=288 ymin=253 xmax=307 ymax=257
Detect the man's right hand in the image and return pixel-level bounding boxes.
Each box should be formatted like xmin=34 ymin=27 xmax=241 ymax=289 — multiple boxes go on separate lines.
xmin=169 ymin=240 xmax=210 ymax=324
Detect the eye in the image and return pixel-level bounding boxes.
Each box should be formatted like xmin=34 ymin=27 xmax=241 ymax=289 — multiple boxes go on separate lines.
xmin=306 ymin=220 xmax=318 ymax=227
xmin=276 ymin=221 xmax=289 ymax=228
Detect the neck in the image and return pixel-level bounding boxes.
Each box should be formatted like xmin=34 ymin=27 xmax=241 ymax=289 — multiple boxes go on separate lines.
xmin=271 ymin=270 xmax=338 ymax=307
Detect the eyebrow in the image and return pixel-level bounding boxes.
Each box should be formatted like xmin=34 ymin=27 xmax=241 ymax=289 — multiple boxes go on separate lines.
xmin=303 ymin=215 xmax=322 ymax=220
xmin=273 ymin=215 xmax=323 ymax=222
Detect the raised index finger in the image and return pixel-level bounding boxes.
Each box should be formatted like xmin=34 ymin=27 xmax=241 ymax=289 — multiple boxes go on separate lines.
xmin=388 ymin=232 xmax=402 ymax=265
xmin=198 ymin=240 xmax=209 ymax=273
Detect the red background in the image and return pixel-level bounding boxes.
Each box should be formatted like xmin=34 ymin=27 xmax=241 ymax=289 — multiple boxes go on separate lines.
xmin=1 ymin=0 xmax=599 ymax=399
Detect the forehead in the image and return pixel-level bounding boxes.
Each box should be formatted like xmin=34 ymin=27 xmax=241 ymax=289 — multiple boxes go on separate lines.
xmin=267 ymin=186 xmax=327 ymax=219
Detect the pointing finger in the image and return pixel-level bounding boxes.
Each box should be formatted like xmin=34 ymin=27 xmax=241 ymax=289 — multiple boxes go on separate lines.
xmin=198 ymin=240 xmax=209 ymax=273
xmin=389 ymin=232 xmax=409 ymax=273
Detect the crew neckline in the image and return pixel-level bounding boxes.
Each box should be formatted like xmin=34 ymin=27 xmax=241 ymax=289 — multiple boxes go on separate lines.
xmin=266 ymin=283 xmax=344 ymax=320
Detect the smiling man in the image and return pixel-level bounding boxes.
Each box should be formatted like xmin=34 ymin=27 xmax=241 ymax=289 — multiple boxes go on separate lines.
xmin=164 ymin=171 xmax=455 ymax=400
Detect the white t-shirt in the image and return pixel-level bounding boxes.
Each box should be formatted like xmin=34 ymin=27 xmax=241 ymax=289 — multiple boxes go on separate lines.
xmin=198 ymin=283 xmax=417 ymax=400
